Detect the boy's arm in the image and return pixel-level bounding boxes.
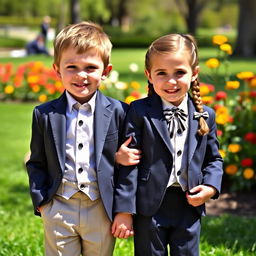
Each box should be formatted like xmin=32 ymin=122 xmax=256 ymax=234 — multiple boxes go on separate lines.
xmin=115 ymin=136 xmax=141 ymax=166
xmin=111 ymin=213 xmax=134 ymax=239
xmin=26 ymin=108 xmax=48 ymax=215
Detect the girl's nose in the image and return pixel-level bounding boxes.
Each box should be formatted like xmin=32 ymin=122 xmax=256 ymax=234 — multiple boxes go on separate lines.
xmin=77 ymin=71 xmax=87 ymax=78
xmin=168 ymin=76 xmax=176 ymax=84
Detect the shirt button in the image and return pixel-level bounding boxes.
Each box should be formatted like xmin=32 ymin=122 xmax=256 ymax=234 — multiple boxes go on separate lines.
xmin=177 ymin=129 xmax=182 ymax=134
xmin=78 ymin=167 xmax=83 ymax=173
xmin=177 ymin=150 xmax=182 ymax=156
xmin=78 ymin=143 xmax=83 ymax=150
xmin=80 ymin=184 xmax=86 ymax=190
xmin=78 ymin=120 xmax=83 ymax=126
xmin=177 ymin=171 xmax=181 ymax=176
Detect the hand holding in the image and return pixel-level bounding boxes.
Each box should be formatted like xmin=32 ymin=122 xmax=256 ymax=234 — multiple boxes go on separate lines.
xmin=111 ymin=213 xmax=134 ymax=239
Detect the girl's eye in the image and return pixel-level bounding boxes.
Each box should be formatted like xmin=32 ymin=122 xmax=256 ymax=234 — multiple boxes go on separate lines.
xmin=176 ymin=70 xmax=186 ymax=75
xmin=66 ymin=65 xmax=76 ymax=69
xmin=86 ymin=66 xmax=97 ymax=71
xmin=157 ymin=71 xmax=166 ymax=76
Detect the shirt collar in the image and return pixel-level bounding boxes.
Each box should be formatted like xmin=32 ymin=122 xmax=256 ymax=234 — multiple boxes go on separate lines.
xmin=161 ymin=94 xmax=188 ymax=115
xmin=65 ymin=90 xmax=97 ymax=114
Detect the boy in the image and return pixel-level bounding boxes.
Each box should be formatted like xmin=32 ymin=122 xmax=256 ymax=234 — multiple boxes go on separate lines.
xmin=26 ymin=21 xmax=139 ymax=256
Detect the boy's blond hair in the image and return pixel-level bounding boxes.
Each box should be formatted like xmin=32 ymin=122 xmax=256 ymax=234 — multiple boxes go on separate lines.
xmin=53 ymin=21 xmax=112 ymax=68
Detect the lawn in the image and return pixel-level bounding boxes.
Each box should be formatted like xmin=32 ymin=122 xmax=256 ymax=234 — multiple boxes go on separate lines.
xmin=0 ymin=102 xmax=256 ymax=255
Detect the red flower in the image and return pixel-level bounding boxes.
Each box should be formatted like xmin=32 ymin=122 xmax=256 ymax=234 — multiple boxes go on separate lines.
xmin=249 ymin=90 xmax=256 ymax=98
xmin=217 ymin=130 xmax=223 ymax=136
xmin=215 ymin=91 xmax=227 ymax=100
xmin=241 ymin=158 xmax=253 ymax=167
xmin=244 ymin=132 xmax=256 ymax=144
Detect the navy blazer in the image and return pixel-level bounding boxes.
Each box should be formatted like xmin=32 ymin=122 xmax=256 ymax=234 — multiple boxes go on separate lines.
xmin=26 ymin=90 xmax=128 ymax=221
xmin=114 ymin=92 xmax=223 ymax=216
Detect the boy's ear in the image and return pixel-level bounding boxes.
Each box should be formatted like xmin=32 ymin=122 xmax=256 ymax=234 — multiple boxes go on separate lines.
xmin=53 ymin=64 xmax=61 ymax=78
xmin=145 ymin=69 xmax=153 ymax=83
xmin=191 ymin=65 xmax=200 ymax=82
xmin=102 ymin=64 xmax=112 ymax=80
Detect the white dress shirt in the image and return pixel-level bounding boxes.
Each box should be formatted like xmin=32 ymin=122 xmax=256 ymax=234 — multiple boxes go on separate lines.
xmin=56 ymin=91 xmax=99 ymax=200
xmin=162 ymin=94 xmax=189 ymax=191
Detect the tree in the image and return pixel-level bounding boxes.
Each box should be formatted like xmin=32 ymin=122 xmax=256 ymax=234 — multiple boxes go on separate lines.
xmin=234 ymin=0 xmax=256 ymax=57
xmin=174 ymin=0 xmax=211 ymax=34
xmin=70 ymin=0 xmax=81 ymax=24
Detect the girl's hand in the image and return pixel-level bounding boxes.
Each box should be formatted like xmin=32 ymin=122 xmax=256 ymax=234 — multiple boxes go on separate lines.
xmin=186 ymin=185 xmax=217 ymax=207
xmin=115 ymin=136 xmax=141 ymax=166
xmin=111 ymin=213 xmax=134 ymax=239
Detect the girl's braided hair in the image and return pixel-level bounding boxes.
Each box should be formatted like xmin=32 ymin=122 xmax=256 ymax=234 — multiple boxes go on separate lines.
xmin=145 ymin=33 xmax=209 ymax=136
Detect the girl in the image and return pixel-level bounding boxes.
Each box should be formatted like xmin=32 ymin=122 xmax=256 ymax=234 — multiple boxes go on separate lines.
xmin=112 ymin=34 xmax=223 ymax=256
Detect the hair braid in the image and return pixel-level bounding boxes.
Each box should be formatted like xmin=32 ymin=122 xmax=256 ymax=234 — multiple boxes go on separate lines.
xmin=191 ymin=78 xmax=209 ymax=135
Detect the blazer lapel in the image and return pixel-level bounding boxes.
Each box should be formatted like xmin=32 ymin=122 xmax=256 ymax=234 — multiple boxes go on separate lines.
xmin=94 ymin=91 xmax=113 ymax=169
xmin=187 ymin=96 xmax=200 ymax=165
xmin=49 ymin=93 xmax=67 ymax=171
xmin=146 ymin=93 xmax=173 ymax=153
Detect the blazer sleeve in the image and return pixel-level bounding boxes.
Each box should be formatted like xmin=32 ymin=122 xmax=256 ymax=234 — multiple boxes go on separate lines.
xmin=202 ymin=108 xmax=223 ymax=198
xmin=114 ymin=103 xmax=143 ymax=214
xmin=26 ymin=107 xmax=49 ymax=215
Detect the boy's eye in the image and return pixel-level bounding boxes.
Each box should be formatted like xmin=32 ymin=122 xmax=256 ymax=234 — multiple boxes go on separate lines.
xmin=66 ymin=65 xmax=76 ymax=69
xmin=176 ymin=70 xmax=186 ymax=76
xmin=86 ymin=66 xmax=98 ymax=71
xmin=156 ymin=71 xmax=166 ymax=76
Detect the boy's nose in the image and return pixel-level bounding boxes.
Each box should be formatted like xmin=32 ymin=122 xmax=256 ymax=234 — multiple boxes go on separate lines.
xmin=168 ymin=77 xmax=176 ymax=84
xmin=77 ymin=71 xmax=87 ymax=78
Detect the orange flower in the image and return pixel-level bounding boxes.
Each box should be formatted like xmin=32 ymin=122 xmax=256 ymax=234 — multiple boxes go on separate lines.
xmin=228 ymin=144 xmax=241 ymax=153
xmin=27 ymin=75 xmax=39 ymax=84
xmin=125 ymin=95 xmax=137 ymax=104
xmin=236 ymin=71 xmax=254 ymax=80
xmin=130 ymin=81 xmax=140 ymax=90
xmin=31 ymin=85 xmax=40 ymax=93
xmin=225 ymin=165 xmax=238 ymax=175
xmin=215 ymin=106 xmax=230 ymax=125
xmin=202 ymin=96 xmax=214 ymax=104
xmin=200 ymin=84 xmax=210 ymax=96
xmin=38 ymin=94 xmax=48 ymax=103
xmin=243 ymin=168 xmax=254 ymax=179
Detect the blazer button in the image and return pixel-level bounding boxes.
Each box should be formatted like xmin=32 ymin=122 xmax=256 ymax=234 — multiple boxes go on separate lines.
xmin=177 ymin=150 xmax=182 ymax=156
xmin=78 ymin=143 xmax=83 ymax=150
xmin=177 ymin=171 xmax=181 ymax=176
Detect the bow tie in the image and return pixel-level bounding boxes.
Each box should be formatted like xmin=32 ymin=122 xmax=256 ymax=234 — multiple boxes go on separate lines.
xmin=163 ymin=107 xmax=188 ymax=138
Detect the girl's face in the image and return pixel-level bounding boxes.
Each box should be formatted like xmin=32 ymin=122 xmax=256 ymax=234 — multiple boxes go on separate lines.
xmin=145 ymin=51 xmax=199 ymax=106
xmin=53 ymin=47 xmax=112 ymax=104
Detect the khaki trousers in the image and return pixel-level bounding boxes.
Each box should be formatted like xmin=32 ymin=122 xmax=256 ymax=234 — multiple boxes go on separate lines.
xmin=41 ymin=192 xmax=115 ymax=256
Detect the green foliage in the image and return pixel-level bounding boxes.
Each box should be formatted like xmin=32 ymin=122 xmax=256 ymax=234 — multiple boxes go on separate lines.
xmin=0 ymin=36 xmax=26 ymax=48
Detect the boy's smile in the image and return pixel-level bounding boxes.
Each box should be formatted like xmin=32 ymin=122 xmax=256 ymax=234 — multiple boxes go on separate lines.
xmin=53 ymin=47 xmax=112 ymax=104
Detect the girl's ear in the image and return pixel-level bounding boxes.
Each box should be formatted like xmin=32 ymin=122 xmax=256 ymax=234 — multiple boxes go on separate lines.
xmin=53 ymin=64 xmax=61 ymax=78
xmin=191 ymin=66 xmax=200 ymax=82
xmin=102 ymin=64 xmax=112 ymax=80
xmin=145 ymin=69 xmax=153 ymax=83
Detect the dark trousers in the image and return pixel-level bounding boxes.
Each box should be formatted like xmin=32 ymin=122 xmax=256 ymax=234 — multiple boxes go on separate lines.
xmin=133 ymin=187 xmax=201 ymax=256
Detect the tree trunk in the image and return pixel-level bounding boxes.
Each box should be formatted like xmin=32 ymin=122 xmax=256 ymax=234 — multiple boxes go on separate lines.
xmin=70 ymin=0 xmax=81 ymax=24
xmin=234 ymin=0 xmax=256 ymax=57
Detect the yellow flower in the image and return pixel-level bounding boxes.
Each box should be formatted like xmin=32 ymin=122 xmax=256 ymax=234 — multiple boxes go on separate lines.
xmin=205 ymin=58 xmax=220 ymax=69
xmin=38 ymin=94 xmax=48 ymax=103
xmin=220 ymin=43 xmax=232 ymax=55
xmin=236 ymin=71 xmax=254 ymax=80
xmin=228 ymin=144 xmax=241 ymax=153
xmin=31 ymin=61 xmax=43 ymax=73
xmin=225 ymin=164 xmax=238 ymax=175
xmin=252 ymin=105 xmax=256 ymax=112
xmin=212 ymin=35 xmax=228 ymax=45
xmin=99 ymin=84 xmax=106 ymax=90
xmin=200 ymin=84 xmax=210 ymax=96
xmin=243 ymin=168 xmax=254 ymax=179
xmin=225 ymin=81 xmax=240 ymax=90
xmin=219 ymin=149 xmax=226 ymax=158
xmin=31 ymin=85 xmax=40 ymax=93
xmin=55 ymin=81 xmax=63 ymax=89
xmin=4 ymin=85 xmax=14 ymax=94
xmin=130 ymin=81 xmax=140 ymax=90
xmin=125 ymin=95 xmax=137 ymax=104
xmin=27 ymin=75 xmax=39 ymax=84
xmin=215 ymin=106 xmax=230 ymax=125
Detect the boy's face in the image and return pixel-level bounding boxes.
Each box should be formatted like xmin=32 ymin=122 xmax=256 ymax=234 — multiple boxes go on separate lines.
xmin=53 ymin=47 xmax=112 ymax=104
xmin=145 ymin=51 xmax=199 ymax=106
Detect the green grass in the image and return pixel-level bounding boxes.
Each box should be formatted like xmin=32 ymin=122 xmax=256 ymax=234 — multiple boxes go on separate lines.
xmin=0 ymin=102 xmax=256 ymax=255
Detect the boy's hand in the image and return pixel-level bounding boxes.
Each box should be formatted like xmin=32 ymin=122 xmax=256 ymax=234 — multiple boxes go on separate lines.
xmin=111 ymin=213 xmax=134 ymax=239
xmin=115 ymin=136 xmax=141 ymax=166
xmin=186 ymin=185 xmax=217 ymax=207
